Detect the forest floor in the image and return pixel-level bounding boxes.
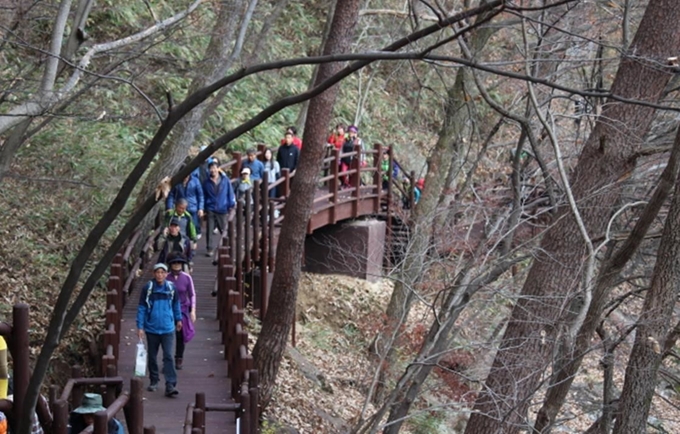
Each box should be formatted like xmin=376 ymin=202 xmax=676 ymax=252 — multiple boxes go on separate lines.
xmin=259 ymin=272 xmax=680 ymax=434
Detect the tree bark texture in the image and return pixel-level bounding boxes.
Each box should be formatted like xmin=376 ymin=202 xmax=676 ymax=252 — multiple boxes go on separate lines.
xmin=614 ymin=141 xmax=680 ymax=433
xmin=252 ymin=0 xmax=360 ymax=410
xmin=465 ymin=1 xmax=680 ymax=433
xmin=533 ymin=125 xmax=680 ymax=433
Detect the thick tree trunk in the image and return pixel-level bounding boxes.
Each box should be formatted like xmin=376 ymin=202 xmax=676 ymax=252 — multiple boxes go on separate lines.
xmin=533 ymin=129 xmax=680 ymax=433
xmin=252 ymin=0 xmax=360 ymax=410
xmin=614 ymin=136 xmax=680 ymax=433
xmin=465 ymin=2 xmax=680 ymax=433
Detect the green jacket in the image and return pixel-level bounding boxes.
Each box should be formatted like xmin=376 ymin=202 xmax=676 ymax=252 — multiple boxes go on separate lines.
xmin=164 ymin=210 xmax=197 ymax=241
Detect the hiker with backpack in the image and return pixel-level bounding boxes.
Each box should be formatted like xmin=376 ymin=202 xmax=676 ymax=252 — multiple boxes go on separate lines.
xmin=156 ymin=216 xmax=192 ymax=267
xmin=137 ymin=263 xmax=182 ymax=397
xmin=165 ymin=253 xmax=196 ymax=371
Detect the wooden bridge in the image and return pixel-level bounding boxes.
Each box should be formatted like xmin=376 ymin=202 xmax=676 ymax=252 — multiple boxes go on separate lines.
xmin=0 ymin=144 xmax=412 ymax=433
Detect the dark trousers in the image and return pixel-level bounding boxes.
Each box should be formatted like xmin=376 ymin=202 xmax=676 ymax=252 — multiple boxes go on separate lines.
xmin=175 ymin=329 xmax=185 ymax=359
xmin=146 ymin=332 xmax=176 ymax=387
xmin=205 ymin=210 xmax=227 ymax=251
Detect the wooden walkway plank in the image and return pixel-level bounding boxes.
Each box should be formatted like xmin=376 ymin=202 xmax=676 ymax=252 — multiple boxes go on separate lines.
xmin=117 ymin=234 xmax=236 ymax=433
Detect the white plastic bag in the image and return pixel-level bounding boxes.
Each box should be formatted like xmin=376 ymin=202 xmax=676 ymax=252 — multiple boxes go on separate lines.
xmin=134 ymin=340 xmax=147 ymax=377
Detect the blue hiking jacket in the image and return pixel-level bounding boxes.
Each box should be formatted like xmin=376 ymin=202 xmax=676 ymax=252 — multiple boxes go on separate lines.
xmin=203 ymin=172 xmax=236 ymax=214
xmin=166 ymin=173 xmax=204 ymax=213
xmin=137 ymin=280 xmax=181 ymax=335
xmin=242 ymin=159 xmax=265 ymax=181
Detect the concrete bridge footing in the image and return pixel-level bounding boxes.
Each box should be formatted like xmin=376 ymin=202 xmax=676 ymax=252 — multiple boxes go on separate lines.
xmin=303 ymin=219 xmax=385 ymax=282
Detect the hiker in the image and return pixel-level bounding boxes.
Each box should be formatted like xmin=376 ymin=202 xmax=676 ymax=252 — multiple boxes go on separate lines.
xmin=164 ymin=198 xmax=197 ymax=248
xmin=380 ymin=150 xmax=391 ymax=191
xmin=203 ymin=159 xmax=236 ymax=257
xmin=156 ymin=216 xmax=192 ymax=266
xmin=68 ymin=393 xmax=124 ymax=434
xmin=340 ymin=127 xmax=360 ymax=188
xmin=241 ymin=148 xmax=265 ymax=182
xmin=137 ymin=263 xmax=182 ymax=397
xmin=346 ymin=125 xmax=364 ymax=165
xmin=327 ymin=124 xmax=345 ymax=151
xmin=236 ymin=167 xmax=253 ymax=204
xmin=166 ymin=166 xmax=204 ymax=240
xmin=263 ymin=147 xmax=280 ymax=198
xmin=166 ymin=254 xmax=195 ymax=371
xmin=280 ymin=126 xmax=302 ymax=150
xmin=276 ymin=132 xmax=300 ymax=173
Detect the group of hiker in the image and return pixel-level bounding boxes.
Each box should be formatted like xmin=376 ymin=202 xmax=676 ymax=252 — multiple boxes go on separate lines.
xmin=137 ymin=124 xmax=424 ymax=402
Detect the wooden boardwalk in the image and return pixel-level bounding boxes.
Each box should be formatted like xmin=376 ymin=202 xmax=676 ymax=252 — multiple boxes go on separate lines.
xmin=117 ymin=234 xmax=237 ymax=433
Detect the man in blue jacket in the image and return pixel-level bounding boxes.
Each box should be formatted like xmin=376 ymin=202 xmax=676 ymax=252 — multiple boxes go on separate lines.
xmin=166 ymin=167 xmax=204 ymax=239
xmin=241 ymin=148 xmax=265 ymax=182
xmin=203 ymin=160 xmax=236 ymax=256
xmin=137 ymin=263 xmax=183 ymax=397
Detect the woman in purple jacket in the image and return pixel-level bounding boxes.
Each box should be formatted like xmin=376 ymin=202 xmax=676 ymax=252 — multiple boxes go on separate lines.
xmin=166 ymin=253 xmax=196 ymax=370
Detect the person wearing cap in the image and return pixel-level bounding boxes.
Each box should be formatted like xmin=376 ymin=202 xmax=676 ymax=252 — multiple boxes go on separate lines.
xmin=202 ymin=159 xmax=236 ymax=257
xmin=164 ymin=198 xmax=198 ymax=244
xmin=68 ymin=393 xmax=124 ymax=433
xmin=137 ymin=263 xmax=182 ymax=397
xmin=236 ymin=166 xmax=253 ymax=203
xmin=241 ymin=148 xmax=265 ymax=182
xmin=166 ymin=253 xmax=196 ymax=371
xmin=156 ymin=216 xmax=192 ymax=265
xmin=276 ymin=132 xmax=300 ymax=173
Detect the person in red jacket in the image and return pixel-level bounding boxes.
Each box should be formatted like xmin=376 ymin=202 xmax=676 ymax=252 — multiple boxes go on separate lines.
xmin=327 ymin=124 xmax=346 ymax=151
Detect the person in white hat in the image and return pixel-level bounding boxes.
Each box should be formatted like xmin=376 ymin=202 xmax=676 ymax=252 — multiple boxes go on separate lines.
xmin=137 ymin=263 xmax=182 ymax=397
xmin=236 ymin=166 xmax=253 ymax=203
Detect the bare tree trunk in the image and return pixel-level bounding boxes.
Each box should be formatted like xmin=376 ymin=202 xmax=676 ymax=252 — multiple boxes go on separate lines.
xmin=252 ymin=0 xmax=360 ymax=410
xmin=464 ymin=1 xmax=680 ymax=432
xmin=613 ymin=138 xmax=680 ymax=433
xmin=533 ymin=126 xmax=680 ymax=433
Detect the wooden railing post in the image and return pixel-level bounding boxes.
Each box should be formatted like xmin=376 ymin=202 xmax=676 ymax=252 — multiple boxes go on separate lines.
xmin=249 ymin=371 xmax=259 ymax=434
xmin=104 ymin=365 xmax=117 ymax=406
xmin=94 ymin=410 xmax=108 ymax=434
xmin=252 ymin=179 xmax=261 ymax=266
xmin=235 ymin=199 xmax=244 ymax=307
xmin=244 ymin=191 xmax=252 ymax=279
xmin=280 ymin=168 xmax=291 ymax=198
xmin=12 ymin=303 xmax=29 ymax=430
xmin=373 ymin=143 xmax=383 ymax=213
xmin=232 ymin=151 xmax=242 ymax=179
xmin=71 ymin=366 xmax=84 ymax=409
xmin=257 ymin=143 xmax=267 ymax=160
xmin=51 ymin=399 xmax=68 ymax=434
xmin=268 ymin=205 xmax=276 ymax=270
xmin=351 ymin=144 xmax=362 ymax=216
xmin=128 ymin=377 xmax=144 ymax=434
xmin=329 ymin=149 xmax=340 ymax=224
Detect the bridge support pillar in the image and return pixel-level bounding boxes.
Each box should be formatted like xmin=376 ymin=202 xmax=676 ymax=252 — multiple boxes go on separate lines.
xmin=304 ymin=219 xmax=385 ymax=282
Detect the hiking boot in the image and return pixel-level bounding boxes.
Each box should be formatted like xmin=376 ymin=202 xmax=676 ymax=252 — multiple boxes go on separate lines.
xmin=175 ymin=357 xmax=183 ymax=370
xmin=165 ymin=385 xmax=179 ymax=397
xmin=147 ymin=382 xmax=158 ymax=392
xmin=206 ymin=249 xmax=213 ymax=257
